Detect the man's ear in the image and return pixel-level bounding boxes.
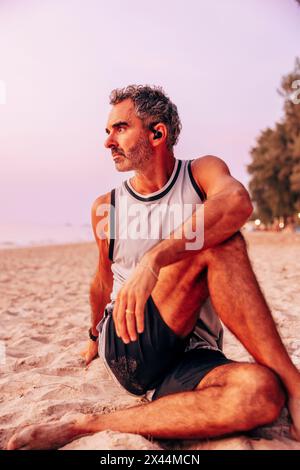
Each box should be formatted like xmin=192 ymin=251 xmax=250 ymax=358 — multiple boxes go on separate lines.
xmin=149 ymin=123 xmax=167 ymax=146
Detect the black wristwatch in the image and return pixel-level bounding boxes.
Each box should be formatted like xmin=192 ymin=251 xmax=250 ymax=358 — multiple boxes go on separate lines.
xmin=89 ymin=328 xmax=99 ymax=342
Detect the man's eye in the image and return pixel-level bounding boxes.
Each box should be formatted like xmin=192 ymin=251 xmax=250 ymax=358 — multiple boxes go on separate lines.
xmin=118 ymin=127 xmax=125 ymax=132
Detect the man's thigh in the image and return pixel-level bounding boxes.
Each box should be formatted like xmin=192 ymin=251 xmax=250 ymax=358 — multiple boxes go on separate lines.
xmin=150 ymin=231 xmax=246 ymax=338
xmin=152 ymin=264 xmax=210 ymax=338
xmin=99 ymin=296 xmax=190 ymax=396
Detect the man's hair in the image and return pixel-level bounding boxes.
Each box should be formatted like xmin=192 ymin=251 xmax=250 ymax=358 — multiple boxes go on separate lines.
xmin=109 ymin=84 xmax=182 ymax=151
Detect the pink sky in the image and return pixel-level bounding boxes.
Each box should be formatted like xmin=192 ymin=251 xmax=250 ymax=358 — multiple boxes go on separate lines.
xmin=0 ymin=0 xmax=299 ymax=225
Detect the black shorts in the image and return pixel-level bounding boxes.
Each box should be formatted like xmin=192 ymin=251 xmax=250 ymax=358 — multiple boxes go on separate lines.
xmin=97 ymin=295 xmax=232 ymax=401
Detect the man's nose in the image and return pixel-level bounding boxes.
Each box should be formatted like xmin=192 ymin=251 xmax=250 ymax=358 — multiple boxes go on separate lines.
xmin=104 ymin=133 xmax=117 ymax=149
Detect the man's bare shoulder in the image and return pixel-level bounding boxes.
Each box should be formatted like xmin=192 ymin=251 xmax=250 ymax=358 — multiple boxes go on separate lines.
xmin=190 ymin=155 xmax=243 ymax=198
xmin=191 ymin=155 xmax=230 ymax=175
xmin=191 ymin=155 xmax=252 ymax=202
xmin=91 ymin=191 xmax=112 ymax=244
xmin=91 ymin=191 xmax=111 ymax=213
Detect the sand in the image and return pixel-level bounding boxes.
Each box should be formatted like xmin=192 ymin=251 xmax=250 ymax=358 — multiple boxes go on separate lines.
xmin=1 ymin=231 xmax=300 ymax=450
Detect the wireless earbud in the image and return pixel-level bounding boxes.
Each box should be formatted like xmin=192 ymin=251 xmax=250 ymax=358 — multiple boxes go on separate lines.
xmin=153 ymin=130 xmax=162 ymax=140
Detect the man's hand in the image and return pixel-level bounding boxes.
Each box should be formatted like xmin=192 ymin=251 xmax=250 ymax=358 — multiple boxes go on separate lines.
xmin=112 ymin=257 xmax=159 ymax=343
xmin=80 ymin=339 xmax=99 ymax=366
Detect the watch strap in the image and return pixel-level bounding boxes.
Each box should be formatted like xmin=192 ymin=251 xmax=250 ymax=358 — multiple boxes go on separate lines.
xmin=89 ymin=327 xmax=99 ymax=342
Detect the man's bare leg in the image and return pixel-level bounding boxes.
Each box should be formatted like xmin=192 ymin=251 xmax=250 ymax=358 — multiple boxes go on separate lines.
xmin=7 ymin=362 xmax=284 ymax=449
xmin=150 ymin=232 xmax=300 ymax=435
xmin=203 ymin=233 xmax=300 ymax=395
xmin=151 ymin=233 xmax=298 ymax=387
xmin=203 ymin=232 xmax=300 ymax=440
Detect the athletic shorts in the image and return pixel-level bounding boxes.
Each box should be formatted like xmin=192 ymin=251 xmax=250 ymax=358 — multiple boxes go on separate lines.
xmin=97 ymin=295 xmax=233 ymax=401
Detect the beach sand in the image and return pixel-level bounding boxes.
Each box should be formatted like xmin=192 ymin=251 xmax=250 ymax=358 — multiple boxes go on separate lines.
xmin=1 ymin=231 xmax=300 ymax=450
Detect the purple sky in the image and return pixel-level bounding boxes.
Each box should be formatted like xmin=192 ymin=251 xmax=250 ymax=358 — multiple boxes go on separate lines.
xmin=0 ymin=0 xmax=299 ymax=225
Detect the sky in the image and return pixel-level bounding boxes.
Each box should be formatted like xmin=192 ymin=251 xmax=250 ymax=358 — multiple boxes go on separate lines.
xmin=0 ymin=0 xmax=299 ymax=225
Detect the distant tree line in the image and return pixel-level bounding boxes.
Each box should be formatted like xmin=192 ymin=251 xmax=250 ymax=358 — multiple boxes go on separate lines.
xmin=247 ymin=58 xmax=300 ymax=225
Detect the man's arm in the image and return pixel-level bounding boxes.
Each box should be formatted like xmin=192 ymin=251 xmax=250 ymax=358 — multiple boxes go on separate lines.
xmin=89 ymin=193 xmax=113 ymax=334
xmin=146 ymin=155 xmax=253 ymax=269
xmin=81 ymin=193 xmax=113 ymax=365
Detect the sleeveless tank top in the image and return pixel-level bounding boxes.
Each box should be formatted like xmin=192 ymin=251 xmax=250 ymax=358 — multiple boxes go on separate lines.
xmin=106 ymin=158 xmax=224 ymax=352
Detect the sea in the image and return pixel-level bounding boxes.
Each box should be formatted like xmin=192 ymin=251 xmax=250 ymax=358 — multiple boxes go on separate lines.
xmin=0 ymin=223 xmax=94 ymax=250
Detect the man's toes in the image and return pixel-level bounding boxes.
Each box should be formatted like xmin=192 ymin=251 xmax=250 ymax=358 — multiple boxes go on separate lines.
xmin=7 ymin=424 xmax=41 ymax=450
xmin=7 ymin=437 xmax=17 ymax=450
xmin=7 ymin=430 xmax=28 ymax=450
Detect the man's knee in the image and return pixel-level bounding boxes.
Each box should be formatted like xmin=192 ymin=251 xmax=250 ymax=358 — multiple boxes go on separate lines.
xmin=240 ymin=364 xmax=285 ymax=423
xmin=226 ymin=230 xmax=247 ymax=247
xmin=206 ymin=230 xmax=247 ymax=263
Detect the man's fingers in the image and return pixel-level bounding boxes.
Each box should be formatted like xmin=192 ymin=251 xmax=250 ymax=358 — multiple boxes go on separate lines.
xmin=80 ymin=351 xmax=90 ymax=365
xmin=85 ymin=352 xmax=96 ymax=366
xmin=80 ymin=340 xmax=98 ymax=366
xmin=117 ymin=294 xmax=130 ymax=344
xmin=135 ymin=297 xmax=145 ymax=334
xmin=125 ymin=297 xmax=137 ymax=341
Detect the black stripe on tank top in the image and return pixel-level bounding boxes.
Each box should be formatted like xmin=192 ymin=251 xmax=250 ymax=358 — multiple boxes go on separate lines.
xmin=124 ymin=159 xmax=182 ymax=202
xmin=187 ymin=160 xmax=206 ymax=202
xmin=108 ymin=189 xmax=115 ymax=261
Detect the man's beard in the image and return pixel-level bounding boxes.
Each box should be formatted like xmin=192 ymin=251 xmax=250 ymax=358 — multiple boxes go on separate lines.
xmin=116 ymin=133 xmax=153 ymax=171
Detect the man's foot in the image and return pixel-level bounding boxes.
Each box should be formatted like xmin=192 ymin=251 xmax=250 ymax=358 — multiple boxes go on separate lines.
xmin=7 ymin=414 xmax=86 ymax=450
xmin=289 ymin=397 xmax=300 ymax=441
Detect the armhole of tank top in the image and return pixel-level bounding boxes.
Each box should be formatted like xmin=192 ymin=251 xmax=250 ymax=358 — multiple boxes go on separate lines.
xmin=108 ymin=189 xmax=115 ymax=262
xmin=187 ymin=160 xmax=207 ymax=202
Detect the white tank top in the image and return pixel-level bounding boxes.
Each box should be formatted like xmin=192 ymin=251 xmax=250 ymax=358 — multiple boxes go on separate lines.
xmin=107 ymin=158 xmax=224 ymax=352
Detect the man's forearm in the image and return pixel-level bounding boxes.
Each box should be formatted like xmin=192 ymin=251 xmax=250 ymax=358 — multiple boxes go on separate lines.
xmin=146 ymin=190 xmax=253 ymax=270
xmin=89 ymin=275 xmax=111 ymax=336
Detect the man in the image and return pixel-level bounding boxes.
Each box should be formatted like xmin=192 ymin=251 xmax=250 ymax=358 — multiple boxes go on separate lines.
xmin=7 ymin=85 xmax=300 ymax=449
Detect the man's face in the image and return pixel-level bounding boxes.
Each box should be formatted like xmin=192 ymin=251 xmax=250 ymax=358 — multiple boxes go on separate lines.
xmin=104 ymin=99 xmax=154 ymax=172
